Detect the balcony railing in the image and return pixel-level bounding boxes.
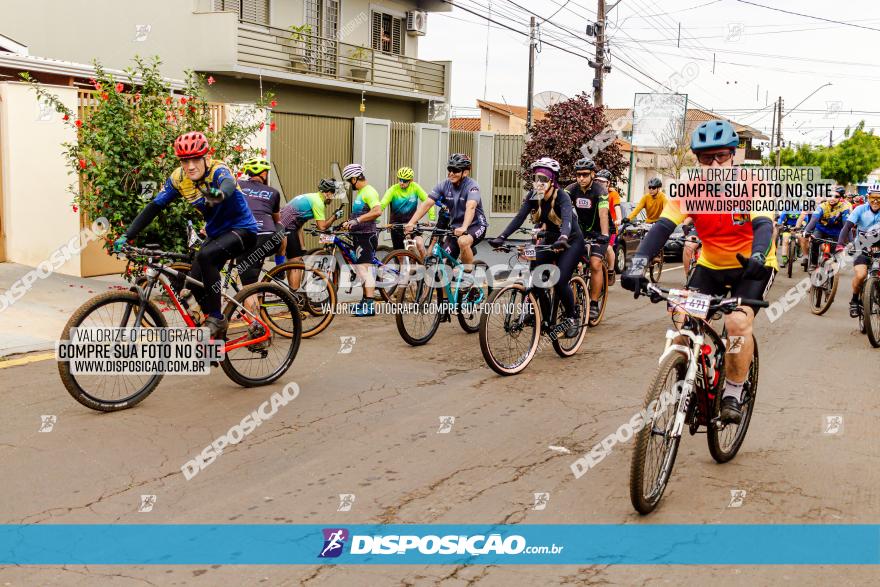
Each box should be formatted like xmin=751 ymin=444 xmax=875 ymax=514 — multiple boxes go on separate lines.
xmin=236 ymin=21 xmax=446 ymax=97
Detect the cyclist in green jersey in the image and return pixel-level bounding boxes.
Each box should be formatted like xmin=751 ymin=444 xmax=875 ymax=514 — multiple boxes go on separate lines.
xmin=341 ymin=163 xmax=382 ymax=317
xmin=381 ymin=166 xmax=436 ymax=255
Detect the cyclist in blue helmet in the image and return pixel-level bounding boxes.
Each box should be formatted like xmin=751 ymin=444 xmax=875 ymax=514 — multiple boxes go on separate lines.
xmin=623 ymin=119 xmax=776 ymax=425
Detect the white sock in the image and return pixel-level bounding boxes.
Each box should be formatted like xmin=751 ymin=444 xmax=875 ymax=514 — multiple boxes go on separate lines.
xmin=722 ymin=379 xmax=745 ymax=402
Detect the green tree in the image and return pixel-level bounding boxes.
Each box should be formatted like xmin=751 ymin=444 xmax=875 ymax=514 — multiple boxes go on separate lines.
xmin=521 ymin=93 xmax=627 ymax=185
xmin=823 ymin=122 xmax=880 ymax=185
xmin=766 ymin=121 xmax=880 ymax=185
xmin=22 ymin=56 xmax=274 ymax=253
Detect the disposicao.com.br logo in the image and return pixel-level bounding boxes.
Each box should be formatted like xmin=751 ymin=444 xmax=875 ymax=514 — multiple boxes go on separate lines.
xmin=317 ymin=528 xmax=563 ymax=558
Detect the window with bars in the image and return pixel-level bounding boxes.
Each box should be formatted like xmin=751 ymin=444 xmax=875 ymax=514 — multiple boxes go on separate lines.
xmin=213 ymin=0 xmax=270 ymax=25
xmin=305 ymin=0 xmax=339 ymax=39
xmin=371 ymin=11 xmax=403 ymax=55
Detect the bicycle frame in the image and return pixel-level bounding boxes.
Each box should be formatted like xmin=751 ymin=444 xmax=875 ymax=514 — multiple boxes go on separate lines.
xmin=133 ymin=258 xmax=270 ymax=353
xmin=423 ymin=238 xmax=473 ymax=307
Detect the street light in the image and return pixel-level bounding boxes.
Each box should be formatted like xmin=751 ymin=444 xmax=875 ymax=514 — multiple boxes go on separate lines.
xmin=783 ymin=82 xmax=832 ymax=120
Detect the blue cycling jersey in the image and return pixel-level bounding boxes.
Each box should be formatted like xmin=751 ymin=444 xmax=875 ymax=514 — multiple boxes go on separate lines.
xmin=847 ymin=203 xmax=880 ymax=233
xmin=777 ymin=211 xmax=800 ymax=226
xmin=153 ymin=162 xmax=258 ymax=238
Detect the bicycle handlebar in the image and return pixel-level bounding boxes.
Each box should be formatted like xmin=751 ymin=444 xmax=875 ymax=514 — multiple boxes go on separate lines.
xmin=642 ymin=283 xmax=770 ymax=311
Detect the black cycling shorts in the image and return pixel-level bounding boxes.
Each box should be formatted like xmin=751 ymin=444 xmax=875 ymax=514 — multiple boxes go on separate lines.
xmin=686 ymin=265 xmax=776 ymax=314
xmin=442 ymin=224 xmax=486 ymax=259
xmin=351 ymin=233 xmax=378 ymax=263
xmin=582 ymin=231 xmax=608 ymax=259
xmin=285 ymin=228 xmax=306 ymax=258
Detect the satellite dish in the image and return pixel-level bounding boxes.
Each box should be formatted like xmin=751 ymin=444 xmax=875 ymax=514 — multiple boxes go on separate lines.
xmin=533 ymin=91 xmax=569 ymax=111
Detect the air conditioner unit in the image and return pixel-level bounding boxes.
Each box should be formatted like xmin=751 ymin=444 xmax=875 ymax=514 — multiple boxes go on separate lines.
xmin=406 ymin=10 xmax=428 ymax=36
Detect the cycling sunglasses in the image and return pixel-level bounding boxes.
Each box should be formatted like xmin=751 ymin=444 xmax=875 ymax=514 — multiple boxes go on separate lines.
xmin=575 ymin=171 xmax=593 ymax=178
xmin=532 ymin=174 xmax=552 ymax=184
xmin=447 ymin=166 xmax=465 ymax=173
xmin=696 ymin=150 xmax=734 ymax=165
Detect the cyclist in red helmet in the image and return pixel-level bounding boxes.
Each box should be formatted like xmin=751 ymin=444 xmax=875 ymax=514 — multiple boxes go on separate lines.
xmin=114 ymin=131 xmax=259 ymax=339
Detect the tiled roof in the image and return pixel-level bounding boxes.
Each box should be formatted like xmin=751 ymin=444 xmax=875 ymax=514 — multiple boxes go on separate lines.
xmin=477 ymin=99 xmax=546 ymax=122
xmin=450 ymin=117 xmax=481 ymax=131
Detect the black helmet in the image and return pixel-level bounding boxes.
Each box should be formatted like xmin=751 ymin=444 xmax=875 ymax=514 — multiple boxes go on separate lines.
xmin=447 ymin=153 xmax=472 ymax=170
xmin=319 ymin=178 xmax=337 ymax=193
xmin=834 ymin=186 xmax=846 ymax=196
xmin=648 ymin=177 xmax=663 ymax=189
xmin=595 ymin=169 xmax=612 ymax=180
xmin=574 ymin=158 xmax=597 ymax=172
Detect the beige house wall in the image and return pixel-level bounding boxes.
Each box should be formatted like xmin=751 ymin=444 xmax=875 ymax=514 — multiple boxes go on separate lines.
xmin=2 ymin=0 xmax=425 ymax=80
xmin=0 ymin=83 xmax=81 ymax=275
xmin=2 ymin=0 xmax=238 ymax=80
xmin=207 ymin=75 xmax=426 ymax=122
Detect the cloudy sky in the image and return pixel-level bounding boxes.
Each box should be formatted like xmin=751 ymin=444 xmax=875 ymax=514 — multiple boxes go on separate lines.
xmin=419 ymin=0 xmax=880 ymax=146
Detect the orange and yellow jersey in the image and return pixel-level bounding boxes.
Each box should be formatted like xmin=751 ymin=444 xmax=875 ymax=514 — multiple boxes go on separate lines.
xmin=607 ymin=188 xmax=621 ymax=222
xmin=660 ymin=198 xmax=778 ymax=271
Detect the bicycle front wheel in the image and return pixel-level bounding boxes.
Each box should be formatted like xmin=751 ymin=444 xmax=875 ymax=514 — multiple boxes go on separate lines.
xmin=58 ymin=291 xmax=168 ymax=412
xmin=649 ymin=255 xmax=664 ymax=283
xmin=863 ymin=277 xmax=880 ymax=347
xmin=395 ymin=275 xmax=442 ymax=346
xmin=587 ymin=262 xmax=608 ymax=328
xmin=221 ymin=282 xmax=301 ymax=387
xmin=479 ymin=284 xmax=540 ymax=376
xmin=809 ymin=258 xmax=839 ymax=315
xmin=630 ymin=351 xmax=686 ymax=514
xmin=263 ymin=262 xmax=336 ymax=338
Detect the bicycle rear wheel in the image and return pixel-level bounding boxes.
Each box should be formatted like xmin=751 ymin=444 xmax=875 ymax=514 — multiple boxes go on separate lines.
xmin=395 ymin=275 xmax=442 ymax=346
xmin=58 ymin=291 xmax=168 ymax=412
xmin=479 ymin=284 xmax=540 ymax=375
xmin=630 ymin=352 xmax=686 ymax=514
xmin=263 ymin=262 xmax=336 ymax=338
xmin=863 ymin=277 xmax=880 ymax=347
xmin=552 ymin=275 xmax=588 ymax=356
xmin=456 ymin=261 xmax=489 ymax=333
xmin=378 ymin=249 xmax=421 ymax=302
xmin=221 ymin=282 xmax=301 ymax=387
xmin=809 ymin=258 xmax=839 ymax=315
xmin=708 ymin=337 xmax=759 ymax=462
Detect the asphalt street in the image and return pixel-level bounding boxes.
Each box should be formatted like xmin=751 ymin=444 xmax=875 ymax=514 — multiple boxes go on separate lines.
xmin=1 ymin=261 xmax=878 ymax=585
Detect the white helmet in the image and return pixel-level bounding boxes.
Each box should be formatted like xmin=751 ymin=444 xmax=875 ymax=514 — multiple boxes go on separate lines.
xmin=342 ymin=163 xmax=364 ymax=180
xmin=530 ymin=157 xmax=561 ymax=173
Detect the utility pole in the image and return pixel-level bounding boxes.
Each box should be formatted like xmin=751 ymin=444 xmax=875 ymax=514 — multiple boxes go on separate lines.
xmin=526 ymin=16 xmax=536 ymax=131
xmin=769 ymin=99 xmax=777 ymax=160
xmin=775 ymin=96 xmax=784 ymax=168
xmin=592 ymin=0 xmax=606 ymax=106
xmin=829 ymin=129 xmax=833 ymax=147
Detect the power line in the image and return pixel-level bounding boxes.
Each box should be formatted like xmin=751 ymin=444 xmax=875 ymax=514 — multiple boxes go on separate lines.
xmin=733 ymin=0 xmax=880 ymax=33
xmin=613 ymin=39 xmax=880 ymax=69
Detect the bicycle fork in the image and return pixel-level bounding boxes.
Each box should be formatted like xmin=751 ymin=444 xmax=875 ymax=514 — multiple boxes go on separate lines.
xmin=659 ymin=329 xmax=701 ymax=439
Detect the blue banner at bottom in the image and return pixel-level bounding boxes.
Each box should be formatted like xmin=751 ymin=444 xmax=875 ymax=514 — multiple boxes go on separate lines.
xmin=1 ymin=524 xmax=878 ymax=565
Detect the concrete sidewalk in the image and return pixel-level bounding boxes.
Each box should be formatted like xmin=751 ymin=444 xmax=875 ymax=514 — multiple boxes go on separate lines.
xmin=0 ymin=263 xmax=127 ymax=357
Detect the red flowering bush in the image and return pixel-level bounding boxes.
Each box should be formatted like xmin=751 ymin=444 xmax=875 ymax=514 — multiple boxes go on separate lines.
xmin=21 ymin=57 xmax=273 ymax=252
xmin=521 ymin=92 xmax=627 ymax=185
